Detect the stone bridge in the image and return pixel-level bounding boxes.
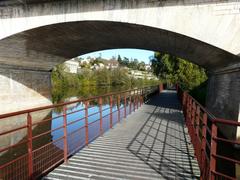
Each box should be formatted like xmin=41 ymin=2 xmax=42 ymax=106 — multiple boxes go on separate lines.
xmin=0 ymin=0 xmax=239 ymax=137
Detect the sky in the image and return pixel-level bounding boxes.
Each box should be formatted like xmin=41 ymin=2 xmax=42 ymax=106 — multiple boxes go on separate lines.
xmin=79 ymin=49 xmax=154 ymax=64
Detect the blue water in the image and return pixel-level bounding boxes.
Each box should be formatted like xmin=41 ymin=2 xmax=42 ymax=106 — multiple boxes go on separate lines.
xmin=51 ymin=102 xmax=124 ymax=150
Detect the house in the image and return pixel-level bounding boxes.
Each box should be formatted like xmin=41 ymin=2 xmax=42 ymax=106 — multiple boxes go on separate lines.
xmin=64 ymin=59 xmax=80 ymax=74
xmin=104 ymin=60 xmax=119 ymax=69
xmin=129 ymin=70 xmax=157 ymax=80
xmin=145 ymin=64 xmax=151 ymax=71
xmin=90 ymin=63 xmax=105 ymax=70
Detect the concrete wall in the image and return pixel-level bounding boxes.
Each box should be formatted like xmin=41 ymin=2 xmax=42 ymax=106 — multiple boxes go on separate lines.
xmin=0 ymin=66 xmax=52 ymax=114
xmin=206 ymin=65 xmax=240 ymax=139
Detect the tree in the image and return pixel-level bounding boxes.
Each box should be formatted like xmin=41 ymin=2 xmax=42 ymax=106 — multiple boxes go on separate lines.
xmin=122 ymin=57 xmax=130 ymax=66
xmin=95 ymin=68 xmax=111 ymax=86
xmin=150 ymin=52 xmax=207 ymax=90
xmin=128 ymin=58 xmax=139 ymax=69
xmin=117 ymin=55 xmax=122 ymax=65
xmin=111 ymin=68 xmax=130 ymax=86
xmin=137 ymin=61 xmax=146 ymax=71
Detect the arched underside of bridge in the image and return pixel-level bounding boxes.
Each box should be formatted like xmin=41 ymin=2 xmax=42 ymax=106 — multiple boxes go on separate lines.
xmin=0 ymin=21 xmax=239 ymax=140
xmin=0 ymin=21 xmax=239 ymax=71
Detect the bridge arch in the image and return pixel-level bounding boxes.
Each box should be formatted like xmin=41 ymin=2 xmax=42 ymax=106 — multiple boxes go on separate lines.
xmin=0 ymin=0 xmax=240 ymax=57
xmin=0 ymin=20 xmax=239 ymax=72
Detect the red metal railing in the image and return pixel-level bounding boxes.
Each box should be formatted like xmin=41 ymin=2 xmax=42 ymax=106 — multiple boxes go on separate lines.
xmin=0 ymin=85 xmax=159 ymax=179
xmin=177 ymin=87 xmax=240 ymax=180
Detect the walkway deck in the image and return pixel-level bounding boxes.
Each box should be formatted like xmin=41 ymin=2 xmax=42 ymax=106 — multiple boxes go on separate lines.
xmin=44 ymin=90 xmax=200 ymax=180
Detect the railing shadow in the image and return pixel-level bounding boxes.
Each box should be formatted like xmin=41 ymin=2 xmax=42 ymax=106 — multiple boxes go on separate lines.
xmin=127 ymin=92 xmax=200 ymax=179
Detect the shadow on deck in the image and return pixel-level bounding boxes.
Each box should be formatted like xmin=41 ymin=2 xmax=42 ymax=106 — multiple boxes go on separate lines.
xmin=127 ymin=90 xmax=200 ymax=179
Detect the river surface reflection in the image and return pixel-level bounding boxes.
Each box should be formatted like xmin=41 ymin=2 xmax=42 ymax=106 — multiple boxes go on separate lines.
xmin=0 ymin=85 xmax=130 ymax=166
xmin=51 ymin=102 xmax=123 ymax=150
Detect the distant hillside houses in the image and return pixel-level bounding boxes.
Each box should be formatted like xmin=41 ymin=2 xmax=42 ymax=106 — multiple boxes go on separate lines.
xmin=63 ymin=57 xmax=120 ymax=73
xmin=63 ymin=57 xmax=156 ymax=80
xmin=129 ymin=70 xmax=158 ymax=80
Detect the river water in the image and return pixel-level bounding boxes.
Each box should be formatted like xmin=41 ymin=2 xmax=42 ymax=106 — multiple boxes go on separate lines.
xmin=0 ymin=85 xmax=134 ymax=166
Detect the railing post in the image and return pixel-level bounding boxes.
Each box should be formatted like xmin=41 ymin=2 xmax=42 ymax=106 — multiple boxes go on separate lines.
xmin=185 ymin=95 xmax=189 ymax=123
xmin=159 ymin=83 xmax=163 ymax=94
xmin=201 ymin=112 xmax=207 ymax=177
xmin=124 ymin=93 xmax=127 ymax=118
xmin=142 ymin=88 xmax=145 ymax=104
xmin=27 ymin=113 xmax=33 ymax=180
xmin=117 ymin=94 xmax=120 ymax=123
xmin=186 ymin=96 xmax=190 ymax=125
xmin=195 ymin=105 xmax=200 ymax=159
xmin=196 ymin=106 xmax=200 ymax=137
xmin=210 ymin=122 xmax=218 ymax=180
xmin=138 ymin=89 xmax=140 ymax=108
xmin=183 ymin=91 xmax=187 ymax=107
xmin=84 ymin=101 xmax=89 ymax=146
xmin=136 ymin=90 xmax=139 ymax=109
xmin=133 ymin=90 xmax=136 ymax=112
xmin=63 ymin=106 xmax=68 ymax=163
xmin=189 ymin=97 xmax=192 ymax=126
xmin=99 ymin=97 xmax=103 ymax=135
xmin=182 ymin=91 xmax=188 ymax=117
xmin=129 ymin=94 xmax=132 ymax=114
xmin=110 ymin=95 xmax=113 ymax=129
xmin=192 ymin=102 xmax=196 ymax=148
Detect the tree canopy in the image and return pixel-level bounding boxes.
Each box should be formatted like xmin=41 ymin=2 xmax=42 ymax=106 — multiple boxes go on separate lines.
xmin=117 ymin=55 xmax=146 ymax=71
xmin=150 ymin=52 xmax=207 ymax=90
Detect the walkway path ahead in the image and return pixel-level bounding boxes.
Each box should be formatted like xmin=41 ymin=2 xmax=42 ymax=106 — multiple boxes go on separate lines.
xmin=44 ymin=90 xmax=200 ymax=180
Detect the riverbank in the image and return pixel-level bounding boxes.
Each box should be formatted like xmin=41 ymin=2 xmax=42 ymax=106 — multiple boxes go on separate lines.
xmin=51 ymin=65 xmax=160 ymax=103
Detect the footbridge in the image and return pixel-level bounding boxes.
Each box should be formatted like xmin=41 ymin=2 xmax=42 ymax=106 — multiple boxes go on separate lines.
xmin=45 ymin=89 xmax=200 ymax=180
xmin=0 ymin=86 xmax=239 ymax=179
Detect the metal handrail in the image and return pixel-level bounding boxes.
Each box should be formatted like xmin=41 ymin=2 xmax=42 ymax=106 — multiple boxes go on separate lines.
xmin=0 ymin=86 xmax=157 ymax=119
xmin=177 ymin=86 xmax=239 ymax=180
xmin=0 ymin=85 xmax=159 ymax=179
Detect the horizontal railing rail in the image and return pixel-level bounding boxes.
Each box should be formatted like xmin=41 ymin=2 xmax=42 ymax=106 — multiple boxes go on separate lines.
xmin=177 ymin=86 xmax=240 ymax=180
xmin=0 ymin=85 xmax=159 ymax=179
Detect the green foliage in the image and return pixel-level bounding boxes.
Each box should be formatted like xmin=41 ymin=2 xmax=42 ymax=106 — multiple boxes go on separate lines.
xmin=151 ymin=52 xmax=208 ymax=90
xmin=117 ymin=55 xmax=146 ymax=71
xmin=95 ymin=68 xmax=111 ymax=86
xmin=51 ymin=64 xmax=159 ymax=103
xmin=117 ymin=55 xmax=123 ymax=64
xmin=138 ymin=61 xmax=146 ymax=71
xmin=111 ymin=68 xmax=130 ymax=86
xmin=90 ymin=58 xmax=103 ymax=66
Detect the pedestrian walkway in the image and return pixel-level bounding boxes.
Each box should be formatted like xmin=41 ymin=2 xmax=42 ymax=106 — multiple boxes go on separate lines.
xmin=44 ymin=90 xmax=200 ymax=180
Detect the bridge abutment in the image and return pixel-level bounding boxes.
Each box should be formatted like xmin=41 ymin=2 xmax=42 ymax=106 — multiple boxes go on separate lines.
xmin=0 ymin=66 xmax=52 ymax=114
xmin=206 ymin=65 xmax=240 ymax=140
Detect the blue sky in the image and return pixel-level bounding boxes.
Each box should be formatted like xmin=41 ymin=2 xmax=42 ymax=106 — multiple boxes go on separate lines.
xmin=80 ymin=49 xmax=154 ymax=64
